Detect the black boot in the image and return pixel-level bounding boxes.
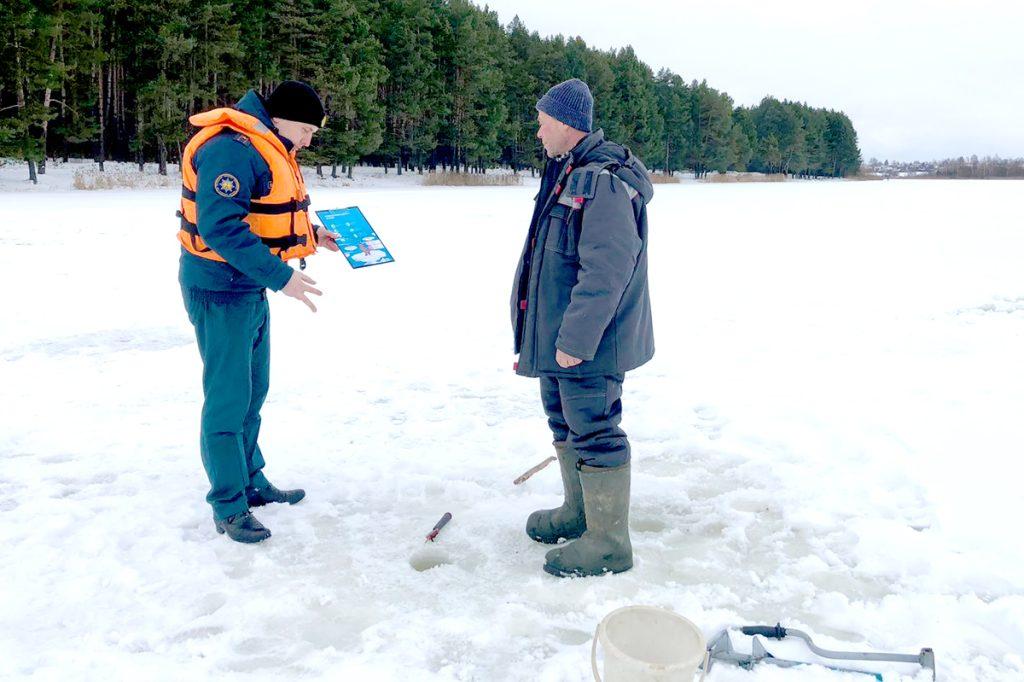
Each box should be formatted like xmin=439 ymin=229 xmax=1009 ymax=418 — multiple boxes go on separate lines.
xmin=246 ymin=481 xmax=305 ymax=507
xmin=214 ymin=511 xmax=272 ymax=543
xmin=543 ymin=462 xmax=632 ymax=577
xmin=526 ymin=442 xmax=586 ymax=543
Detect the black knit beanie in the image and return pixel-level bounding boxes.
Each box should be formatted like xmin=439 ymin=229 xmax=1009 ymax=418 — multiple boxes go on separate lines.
xmin=266 ymin=80 xmax=326 ymax=127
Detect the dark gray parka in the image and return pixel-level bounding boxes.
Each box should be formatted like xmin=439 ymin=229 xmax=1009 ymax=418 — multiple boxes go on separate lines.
xmin=511 ymin=130 xmax=655 ymax=377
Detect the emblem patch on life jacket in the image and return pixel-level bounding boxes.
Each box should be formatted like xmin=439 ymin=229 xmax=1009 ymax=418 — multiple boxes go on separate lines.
xmin=214 ymin=173 xmax=240 ymax=198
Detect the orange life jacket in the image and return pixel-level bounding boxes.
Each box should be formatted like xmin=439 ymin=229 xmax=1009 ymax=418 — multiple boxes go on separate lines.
xmin=178 ymin=107 xmax=316 ymax=263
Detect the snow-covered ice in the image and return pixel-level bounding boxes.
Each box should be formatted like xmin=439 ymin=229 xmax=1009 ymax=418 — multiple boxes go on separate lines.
xmin=1 ymin=163 xmax=1022 ymax=680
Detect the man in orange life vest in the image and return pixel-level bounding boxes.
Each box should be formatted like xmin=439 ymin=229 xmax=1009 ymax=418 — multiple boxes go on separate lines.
xmin=178 ymin=81 xmax=339 ymax=543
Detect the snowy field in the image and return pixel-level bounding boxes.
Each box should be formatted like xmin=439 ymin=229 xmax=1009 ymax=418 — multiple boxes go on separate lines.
xmin=1 ymin=163 xmax=1023 ymax=680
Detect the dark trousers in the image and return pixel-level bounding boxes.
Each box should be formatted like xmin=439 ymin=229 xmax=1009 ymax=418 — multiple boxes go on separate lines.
xmin=540 ymin=374 xmax=629 ymax=468
xmin=182 ymin=287 xmax=271 ymax=520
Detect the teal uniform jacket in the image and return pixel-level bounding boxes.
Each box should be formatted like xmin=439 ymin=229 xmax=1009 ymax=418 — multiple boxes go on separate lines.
xmin=178 ymin=89 xmax=296 ymax=296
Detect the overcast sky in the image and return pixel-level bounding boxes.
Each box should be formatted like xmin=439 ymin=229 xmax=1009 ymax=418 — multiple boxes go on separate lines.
xmin=481 ymin=0 xmax=1023 ymax=161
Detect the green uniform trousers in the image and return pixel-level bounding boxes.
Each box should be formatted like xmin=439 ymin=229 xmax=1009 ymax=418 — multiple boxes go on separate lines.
xmin=182 ymin=286 xmax=271 ymax=520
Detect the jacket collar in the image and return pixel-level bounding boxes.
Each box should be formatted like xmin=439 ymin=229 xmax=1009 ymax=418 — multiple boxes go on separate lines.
xmin=236 ymin=89 xmax=294 ymax=152
xmin=565 ymin=129 xmax=606 ymax=167
xmin=535 ymin=131 xmax=607 ymax=221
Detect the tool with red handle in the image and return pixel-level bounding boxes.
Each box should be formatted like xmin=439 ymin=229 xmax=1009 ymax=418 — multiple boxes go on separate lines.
xmin=425 ymin=512 xmax=452 ymax=542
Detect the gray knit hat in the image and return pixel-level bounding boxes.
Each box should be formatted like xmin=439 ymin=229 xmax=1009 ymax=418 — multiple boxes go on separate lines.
xmin=536 ymin=78 xmax=593 ymax=133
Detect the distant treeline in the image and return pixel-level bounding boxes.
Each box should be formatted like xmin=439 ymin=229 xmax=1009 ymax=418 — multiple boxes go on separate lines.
xmin=1 ymin=0 xmax=862 ymax=183
xmin=931 ymin=157 xmax=1024 ymax=179
xmin=867 ymin=156 xmax=1024 ymax=179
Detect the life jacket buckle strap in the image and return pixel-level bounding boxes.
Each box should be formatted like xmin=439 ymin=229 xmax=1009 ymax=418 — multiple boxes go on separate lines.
xmin=258 ymin=234 xmax=307 ymax=250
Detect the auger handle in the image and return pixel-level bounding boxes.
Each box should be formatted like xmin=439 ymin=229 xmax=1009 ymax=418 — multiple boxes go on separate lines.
xmin=425 ymin=512 xmax=452 ymax=542
xmin=740 ymin=624 xmax=787 ymax=639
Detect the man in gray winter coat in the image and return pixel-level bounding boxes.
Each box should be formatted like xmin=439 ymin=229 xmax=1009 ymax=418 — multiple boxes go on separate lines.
xmin=511 ymin=78 xmax=655 ymax=577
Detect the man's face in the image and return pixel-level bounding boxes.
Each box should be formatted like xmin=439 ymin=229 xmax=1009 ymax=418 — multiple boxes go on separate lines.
xmin=273 ymin=118 xmax=319 ymax=151
xmin=536 ymin=111 xmax=572 ymax=158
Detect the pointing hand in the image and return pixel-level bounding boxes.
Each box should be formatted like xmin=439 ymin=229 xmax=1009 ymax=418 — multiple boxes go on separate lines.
xmin=282 ymin=271 xmax=323 ymax=312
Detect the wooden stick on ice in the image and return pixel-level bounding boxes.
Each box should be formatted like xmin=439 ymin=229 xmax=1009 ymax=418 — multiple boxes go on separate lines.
xmin=513 ymin=456 xmax=556 ymax=485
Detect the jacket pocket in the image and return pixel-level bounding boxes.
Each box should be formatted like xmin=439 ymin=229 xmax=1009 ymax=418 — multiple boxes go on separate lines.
xmin=543 ymin=205 xmax=577 ymax=257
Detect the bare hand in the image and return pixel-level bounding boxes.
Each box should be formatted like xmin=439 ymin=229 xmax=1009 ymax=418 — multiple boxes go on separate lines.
xmin=282 ymin=271 xmax=323 ymax=312
xmin=315 ymin=225 xmax=341 ymax=252
xmin=555 ymin=349 xmax=583 ymax=368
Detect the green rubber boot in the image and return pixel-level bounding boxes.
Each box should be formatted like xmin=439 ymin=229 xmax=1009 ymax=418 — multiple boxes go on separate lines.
xmin=543 ymin=462 xmax=632 ymax=577
xmin=525 ymin=442 xmax=586 ymax=544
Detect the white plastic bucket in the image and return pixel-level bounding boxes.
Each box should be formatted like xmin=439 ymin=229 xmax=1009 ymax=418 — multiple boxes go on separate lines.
xmin=591 ymin=606 xmax=707 ymax=682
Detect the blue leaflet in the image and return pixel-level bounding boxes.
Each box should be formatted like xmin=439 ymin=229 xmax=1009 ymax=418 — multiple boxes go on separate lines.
xmin=316 ymin=206 xmax=395 ymax=269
